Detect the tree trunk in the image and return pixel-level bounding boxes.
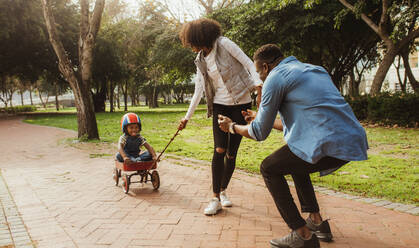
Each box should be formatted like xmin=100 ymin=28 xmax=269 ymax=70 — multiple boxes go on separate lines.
xmin=150 ymin=83 xmax=159 ymax=108
xmin=400 ymin=47 xmax=419 ymax=93
xmin=130 ymin=90 xmax=136 ymax=106
xmin=20 ymin=90 xmax=24 ymax=106
xmin=116 ymin=86 xmax=120 ymax=109
xmin=370 ymin=45 xmax=399 ymax=95
xmin=394 ymin=56 xmax=407 ymax=93
xmin=348 ymin=70 xmax=360 ymax=97
xmin=55 ymin=83 xmax=59 ymax=111
xmin=123 ymin=81 xmax=128 ymax=111
xmin=38 ymin=90 xmax=46 ymax=109
xmin=8 ymin=89 xmax=13 ymax=107
xmin=109 ymin=81 xmax=114 ymax=113
xmin=29 ymin=86 xmax=33 ymax=105
xmin=41 ymin=0 xmax=103 ymax=139
xmin=92 ymin=85 xmax=106 ymax=112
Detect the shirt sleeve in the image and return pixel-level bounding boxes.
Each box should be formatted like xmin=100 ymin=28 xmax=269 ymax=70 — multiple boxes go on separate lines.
xmin=249 ymin=75 xmax=284 ymax=141
xmin=118 ymin=135 xmax=127 ymax=150
xmin=184 ymin=70 xmax=204 ymax=120
xmin=139 ymin=135 xmax=147 ymax=146
xmin=219 ymin=37 xmax=262 ymax=87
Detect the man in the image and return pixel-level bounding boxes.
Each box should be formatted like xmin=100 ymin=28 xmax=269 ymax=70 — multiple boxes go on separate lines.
xmin=218 ymin=44 xmax=368 ymax=248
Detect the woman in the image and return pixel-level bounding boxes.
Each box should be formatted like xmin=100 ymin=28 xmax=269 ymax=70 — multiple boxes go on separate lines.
xmin=178 ymin=18 xmax=261 ymax=215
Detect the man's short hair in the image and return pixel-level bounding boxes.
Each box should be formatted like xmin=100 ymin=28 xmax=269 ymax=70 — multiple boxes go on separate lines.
xmin=253 ymin=44 xmax=284 ymax=64
xmin=179 ymin=18 xmax=221 ymax=50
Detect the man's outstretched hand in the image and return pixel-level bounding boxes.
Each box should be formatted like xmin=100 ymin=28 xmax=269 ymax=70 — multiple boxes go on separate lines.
xmin=241 ymin=109 xmax=257 ymax=124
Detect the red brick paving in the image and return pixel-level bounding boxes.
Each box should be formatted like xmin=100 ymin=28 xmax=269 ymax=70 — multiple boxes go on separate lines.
xmin=0 ymin=117 xmax=418 ymax=248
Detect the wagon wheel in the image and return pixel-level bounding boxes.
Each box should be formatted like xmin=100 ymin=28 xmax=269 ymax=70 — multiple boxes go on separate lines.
xmin=151 ymin=171 xmax=160 ymax=190
xmin=113 ymin=168 xmax=119 ymax=186
xmin=122 ymin=175 xmax=130 ymax=194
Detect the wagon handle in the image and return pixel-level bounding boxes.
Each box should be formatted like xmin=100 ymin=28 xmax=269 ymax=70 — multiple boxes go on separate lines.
xmin=154 ymin=129 xmax=180 ymax=165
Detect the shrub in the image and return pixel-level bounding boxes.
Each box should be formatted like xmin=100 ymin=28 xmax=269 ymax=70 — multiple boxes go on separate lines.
xmin=345 ymin=95 xmax=368 ymax=120
xmin=347 ymin=93 xmax=419 ymax=127
xmin=0 ymin=105 xmax=37 ymax=114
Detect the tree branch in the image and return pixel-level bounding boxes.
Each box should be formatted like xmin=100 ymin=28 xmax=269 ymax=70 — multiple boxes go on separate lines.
xmin=399 ymin=27 xmax=419 ymax=49
xmin=40 ymin=0 xmax=77 ymax=83
xmin=378 ymin=0 xmax=390 ymax=37
xmin=80 ymin=0 xmax=89 ymax=41
xmin=338 ymin=0 xmax=391 ymax=45
xmin=196 ymin=0 xmax=213 ymax=14
xmin=90 ymin=0 xmax=105 ymax=39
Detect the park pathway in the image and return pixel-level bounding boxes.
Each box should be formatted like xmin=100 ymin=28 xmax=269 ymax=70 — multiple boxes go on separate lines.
xmin=0 ymin=116 xmax=418 ymax=248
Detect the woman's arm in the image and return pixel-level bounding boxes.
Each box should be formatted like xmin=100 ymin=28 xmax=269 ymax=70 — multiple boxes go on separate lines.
xmin=219 ymin=37 xmax=262 ymax=87
xmin=179 ymin=71 xmax=204 ymax=130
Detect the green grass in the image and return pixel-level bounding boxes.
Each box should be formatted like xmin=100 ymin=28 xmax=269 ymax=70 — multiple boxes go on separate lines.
xmin=24 ymin=104 xmax=419 ymax=205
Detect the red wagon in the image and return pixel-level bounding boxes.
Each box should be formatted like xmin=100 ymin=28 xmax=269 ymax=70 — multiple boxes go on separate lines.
xmin=113 ymin=160 xmax=159 ymax=193
xmin=112 ymin=129 xmax=180 ymax=194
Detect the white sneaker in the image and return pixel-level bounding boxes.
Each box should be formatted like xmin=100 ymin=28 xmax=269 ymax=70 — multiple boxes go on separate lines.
xmin=220 ymin=191 xmax=232 ymax=207
xmin=204 ymin=198 xmax=222 ymax=215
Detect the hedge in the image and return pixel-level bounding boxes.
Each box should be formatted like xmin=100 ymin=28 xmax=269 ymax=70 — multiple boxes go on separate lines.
xmin=345 ymin=93 xmax=419 ymax=127
xmin=0 ymin=105 xmax=37 ymax=114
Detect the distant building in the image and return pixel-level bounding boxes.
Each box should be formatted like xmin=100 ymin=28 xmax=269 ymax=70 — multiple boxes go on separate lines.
xmin=345 ymin=45 xmax=419 ymax=95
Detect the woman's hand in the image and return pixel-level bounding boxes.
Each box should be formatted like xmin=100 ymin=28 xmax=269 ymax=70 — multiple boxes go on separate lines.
xmin=241 ymin=109 xmax=257 ymax=124
xmin=178 ymin=118 xmax=188 ymax=130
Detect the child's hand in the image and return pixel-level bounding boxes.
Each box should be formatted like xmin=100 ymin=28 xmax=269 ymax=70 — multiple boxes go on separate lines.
xmin=124 ymin=157 xmax=132 ymax=164
xmin=152 ymin=155 xmax=158 ymax=162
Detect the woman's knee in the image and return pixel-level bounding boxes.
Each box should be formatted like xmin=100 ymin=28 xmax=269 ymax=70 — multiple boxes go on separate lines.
xmin=215 ymin=147 xmax=226 ymax=154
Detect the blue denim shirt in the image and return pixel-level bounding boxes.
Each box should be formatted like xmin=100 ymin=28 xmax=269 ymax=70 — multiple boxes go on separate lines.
xmin=249 ymin=56 xmax=368 ymax=166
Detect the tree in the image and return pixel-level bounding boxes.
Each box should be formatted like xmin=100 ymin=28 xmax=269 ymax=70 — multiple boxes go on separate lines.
xmin=348 ymin=56 xmax=377 ymax=96
xmin=195 ymin=0 xmax=244 ymax=15
xmin=0 ymin=0 xmax=54 ymax=100
xmin=0 ymin=76 xmax=16 ymax=108
xmin=41 ymin=0 xmax=104 ymax=139
xmin=91 ymin=0 xmax=130 ymax=112
xmin=393 ymin=55 xmax=408 ymax=92
xmin=92 ymin=29 xmax=124 ymax=112
xmin=211 ymin=0 xmax=379 ymax=89
xmin=338 ymin=0 xmax=419 ymax=95
xmin=399 ymin=41 xmax=419 ymax=92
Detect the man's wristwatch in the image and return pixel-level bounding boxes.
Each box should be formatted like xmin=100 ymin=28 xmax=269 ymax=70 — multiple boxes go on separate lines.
xmin=229 ymin=122 xmax=236 ymax=134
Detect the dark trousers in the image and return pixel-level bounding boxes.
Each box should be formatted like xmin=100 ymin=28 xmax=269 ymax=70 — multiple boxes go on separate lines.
xmin=115 ymin=151 xmax=152 ymax=162
xmin=211 ymin=102 xmax=251 ymax=194
xmin=260 ymin=145 xmax=348 ymax=230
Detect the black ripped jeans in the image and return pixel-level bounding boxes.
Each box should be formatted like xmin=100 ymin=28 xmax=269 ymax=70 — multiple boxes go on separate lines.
xmin=260 ymin=145 xmax=348 ymax=230
xmin=211 ymin=102 xmax=251 ymax=194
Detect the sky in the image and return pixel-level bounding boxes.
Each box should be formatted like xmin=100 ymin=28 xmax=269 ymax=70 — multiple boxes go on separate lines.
xmin=121 ymin=0 xmax=204 ymax=21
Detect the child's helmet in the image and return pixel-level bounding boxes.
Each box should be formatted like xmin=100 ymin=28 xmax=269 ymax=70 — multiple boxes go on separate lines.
xmin=121 ymin=113 xmax=141 ymax=133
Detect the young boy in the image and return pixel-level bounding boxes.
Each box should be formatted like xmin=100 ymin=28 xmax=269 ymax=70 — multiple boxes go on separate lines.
xmin=116 ymin=113 xmax=157 ymax=164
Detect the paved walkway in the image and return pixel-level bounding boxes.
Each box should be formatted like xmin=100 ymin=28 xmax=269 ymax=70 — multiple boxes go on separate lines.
xmin=0 ymin=117 xmax=418 ymax=248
